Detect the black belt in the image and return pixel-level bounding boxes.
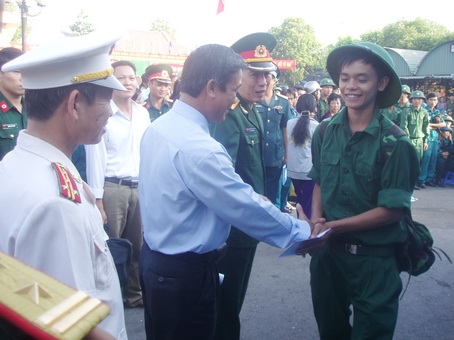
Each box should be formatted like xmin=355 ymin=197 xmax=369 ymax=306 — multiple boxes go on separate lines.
xmin=331 ymin=241 xmax=395 ymax=257
xmin=148 ymin=243 xmax=228 ymax=264
xmin=105 ymin=177 xmax=139 ymax=188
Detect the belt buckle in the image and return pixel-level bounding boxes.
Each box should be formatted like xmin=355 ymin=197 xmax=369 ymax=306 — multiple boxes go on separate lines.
xmin=345 ymin=243 xmax=358 ymax=255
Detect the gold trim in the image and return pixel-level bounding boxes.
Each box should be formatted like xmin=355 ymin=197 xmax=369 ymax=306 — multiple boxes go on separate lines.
xmin=244 ymin=57 xmax=273 ymax=63
xmin=71 ymin=67 xmax=114 ymax=84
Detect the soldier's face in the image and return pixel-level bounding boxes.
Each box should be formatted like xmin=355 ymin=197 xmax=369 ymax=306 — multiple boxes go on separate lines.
xmin=149 ymin=79 xmax=170 ymax=100
xmin=0 ymin=70 xmax=24 ymax=97
xmin=237 ymin=69 xmax=270 ymax=104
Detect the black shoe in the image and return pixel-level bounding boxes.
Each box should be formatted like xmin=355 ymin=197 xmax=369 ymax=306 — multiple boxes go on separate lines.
xmin=414 ymin=185 xmax=421 ymax=190
xmin=436 ymin=180 xmax=446 ymax=188
xmin=420 ymin=183 xmax=426 ymax=189
xmin=425 ymin=181 xmax=436 ymax=187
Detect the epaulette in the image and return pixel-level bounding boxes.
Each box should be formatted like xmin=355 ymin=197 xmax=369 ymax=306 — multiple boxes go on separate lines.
xmin=230 ymin=98 xmax=240 ymax=110
xmin=166 ymin=98 xmax=174 ymax=103
xmin=52 ymin=162 xmax=82 ymax=204
xmin=0 ymin=252 xmax=110 ymax=339
xmin=276 ymin=92 xmax=289 ymax=100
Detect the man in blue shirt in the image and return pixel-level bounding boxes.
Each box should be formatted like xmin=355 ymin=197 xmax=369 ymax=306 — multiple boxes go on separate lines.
xmin=139 ymin=43 xmax=312 ymax=340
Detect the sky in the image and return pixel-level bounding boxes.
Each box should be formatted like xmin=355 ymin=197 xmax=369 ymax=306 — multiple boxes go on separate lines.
xmin=23 ymin=0 xmax=454 ymax=48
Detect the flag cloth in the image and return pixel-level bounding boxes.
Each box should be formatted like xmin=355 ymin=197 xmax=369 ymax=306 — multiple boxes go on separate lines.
xmin=217 ymin=0 xmax=224 ymax=14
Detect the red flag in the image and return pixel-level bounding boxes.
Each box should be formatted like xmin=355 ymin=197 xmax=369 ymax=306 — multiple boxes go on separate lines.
xmin=217 ymin=0 xmax=224 ymax=14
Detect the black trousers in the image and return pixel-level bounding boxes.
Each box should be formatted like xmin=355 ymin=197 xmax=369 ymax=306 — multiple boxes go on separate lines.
xmin=140 ymin=242 xmax=225 ymax=340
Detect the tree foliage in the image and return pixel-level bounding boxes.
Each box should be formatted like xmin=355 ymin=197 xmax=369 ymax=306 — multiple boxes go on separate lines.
xmin=150 ymin=19 xmax=176 ymax=41
xmin=269 ymin=17 xmax=323 ymax=86
xmin=68 ymin=10 xmax=94 ymax=36
xmin=359 ymin=17 xmax=454 ymax=50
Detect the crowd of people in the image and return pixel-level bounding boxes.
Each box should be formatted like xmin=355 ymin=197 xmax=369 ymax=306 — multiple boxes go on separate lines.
xmin=0 ymin=30 xmax=452 ymax=340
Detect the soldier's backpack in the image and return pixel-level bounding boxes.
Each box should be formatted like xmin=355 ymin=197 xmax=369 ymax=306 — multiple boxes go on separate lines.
xmin=318 ymin=117 xmax=451 ymax=278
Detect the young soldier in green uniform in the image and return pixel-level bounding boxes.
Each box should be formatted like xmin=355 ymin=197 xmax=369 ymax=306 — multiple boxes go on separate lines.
xmin=306 ymin=42 xmax=419 ymax=340
xmin=256 ymin=67 xmax=291 ymax=205
xmin=144 ymin=64 xmax=173 ymax=122
xmin=396 ymin=84 xmax=412 ymax=111
xmin=400 ymin=90 xmax=430 ymax=189
xmin=0 ymin=48 xmax=25 ymax=160
xmin=210 ymin=32 xmax=276 ymax=340
xmin=317 ymin=77 xmax=336 ymax=120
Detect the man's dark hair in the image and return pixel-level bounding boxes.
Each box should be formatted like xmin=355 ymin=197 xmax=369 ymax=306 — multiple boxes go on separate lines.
xmin=0 ymin=47 xmax=24 ymax=68
xmin=111 ymin=60 xmax=136 ymax=73
xmin=25 ymin=83 xmax=103 ymax=121
xmin=426 ymin=92 xmax=437 ymax=100
xmin=180 ymin=44 xmax=247 ymax=98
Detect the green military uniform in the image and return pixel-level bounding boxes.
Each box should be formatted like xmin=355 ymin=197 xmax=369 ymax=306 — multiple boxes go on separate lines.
xmin=309 ymin=107 xmax=419 ymax=339
xmin=308 ymin=42 xmax=420 ymax=340
xmin=380 ymin=105 xmax=402 ymax=126
xmin=400 ymin=99 xmax=429 ymax=159
xmin=144 ymin=98 xmax=173 ymax=122
xmin=317 ymin=98 xmax=329 ymax=121
xmin=0 ymin=92 xmax=27 ymax=160
xmin=256 ymin=92 xmax=290 ymax=204
xmin=210 ymin=95 xmax=265 ymax=340
xmin=212 ymin=32 xmax=277 ymax=340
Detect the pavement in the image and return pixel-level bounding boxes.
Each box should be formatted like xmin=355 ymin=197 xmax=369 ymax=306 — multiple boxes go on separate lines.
xmin=125 ymin=185 xmax=454 ymax=340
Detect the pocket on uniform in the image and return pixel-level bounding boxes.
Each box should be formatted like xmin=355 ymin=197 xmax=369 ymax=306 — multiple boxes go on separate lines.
xmin=93 ymin=232 xmax=114 ymax=289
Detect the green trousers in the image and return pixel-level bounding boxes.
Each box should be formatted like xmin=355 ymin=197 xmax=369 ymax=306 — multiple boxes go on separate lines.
xmin=310 ymin=246 xmax=402 ymax=340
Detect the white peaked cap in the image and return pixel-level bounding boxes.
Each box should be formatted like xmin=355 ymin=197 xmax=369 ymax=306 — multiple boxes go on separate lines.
xmin=2 ymin=31 xmax=126 ymax=91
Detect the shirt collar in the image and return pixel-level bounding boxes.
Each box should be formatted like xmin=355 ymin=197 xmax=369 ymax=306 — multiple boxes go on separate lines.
xmin=172 ymin=100 xmax=210 ymax=134
xmin=329 ymin=106 xmax=382 ymax=139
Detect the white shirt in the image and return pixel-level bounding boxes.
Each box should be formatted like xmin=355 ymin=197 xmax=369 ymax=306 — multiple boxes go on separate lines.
xmin=0 ymin=131 xmax=127 ymax=339
xmin=286 ymin=116 xmax=319 ymax=180
xmin=85 ymin=100 xmax=150 ymax=198
xmin=140 ymin=100 xmax=311 ymax=255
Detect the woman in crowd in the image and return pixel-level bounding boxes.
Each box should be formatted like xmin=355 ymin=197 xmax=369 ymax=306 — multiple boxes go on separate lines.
xmin=286 ymin=94 xmax=319 ymax=218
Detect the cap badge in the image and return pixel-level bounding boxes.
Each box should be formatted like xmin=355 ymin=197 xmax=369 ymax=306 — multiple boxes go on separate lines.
xmin=255 ymin=45 xmax=267 ymax=58
xmin=161 ymin=70 xmax=169 ymax=78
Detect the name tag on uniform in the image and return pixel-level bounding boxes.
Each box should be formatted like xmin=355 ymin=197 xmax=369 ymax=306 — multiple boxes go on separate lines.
xmin=245 ymin=128 xmax=257 ymax=133
xmin=2 ymin=124 xmax=18 ymax=130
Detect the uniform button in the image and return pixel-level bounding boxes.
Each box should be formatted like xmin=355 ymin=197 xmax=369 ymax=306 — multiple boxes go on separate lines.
xmin=158 ymin=277 xmax=164 ymax=283
xmin=251 ymin=140 xmax=255 ymax=145
xmin=343 ymin=168 xmax=349 ymax=173
xmin=266 ymin=143 xmax=269 ymax=146
xmin=267 ymin=119 xmax=270 ymax=123
xmin=10 ymin=134 xmax=14 ymax=138
xmin=267 ymin=131 xmax=270 ymax=134
xmin=267 ymin=108 xmax=271 ymax=111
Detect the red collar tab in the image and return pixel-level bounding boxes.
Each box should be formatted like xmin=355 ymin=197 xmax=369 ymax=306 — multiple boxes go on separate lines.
xmin=52 ymin=162 xmax=82 ymax=204
xmin=0 ymin=100 xmax=10 ymax=113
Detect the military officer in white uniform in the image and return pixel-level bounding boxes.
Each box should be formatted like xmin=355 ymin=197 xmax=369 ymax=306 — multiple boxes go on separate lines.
xmin=0 ymin=32 xmax=128 ymax=340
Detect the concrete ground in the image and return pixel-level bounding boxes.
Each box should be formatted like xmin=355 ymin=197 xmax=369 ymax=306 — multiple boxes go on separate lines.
xmin=125 ymin=185 xmax=454 ymax=339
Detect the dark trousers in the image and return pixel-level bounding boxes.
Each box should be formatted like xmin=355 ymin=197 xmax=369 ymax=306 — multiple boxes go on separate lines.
xmin=265 ymin=166 xmax=283 ymax=204
xmin=140 ymin=242 xmax=222 ymax=340
xmin=214 ymin=246 xmax=257 ymax=340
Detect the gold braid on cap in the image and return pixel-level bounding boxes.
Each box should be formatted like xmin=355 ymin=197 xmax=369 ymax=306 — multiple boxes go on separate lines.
xmin=243 ymin=57 xmax=273 ymax=63
xmin=71 ymin=67 xmax=114 ymax=84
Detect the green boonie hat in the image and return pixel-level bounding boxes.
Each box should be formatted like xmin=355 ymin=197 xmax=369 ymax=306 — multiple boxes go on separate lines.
xmin=231 ymin=32 xmax=277 ymax=72
xmin=320 ymin=78 xmax=335 ymax=87
xmin=401 ymin=84 xmax=411 ymax=95
xmin=145 ymin=64 xmax=173 ymax=84
xmin=410 ymin=90 xmax=426 ymax=100
xmin=444 ymin=116 xmax=453 ymax=122
xmin=326 ymin=41 xmax=401 ymax=108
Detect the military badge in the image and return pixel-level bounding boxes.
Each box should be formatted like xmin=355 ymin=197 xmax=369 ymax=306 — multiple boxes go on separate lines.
xmin=0 ymin=100 xmax=9 ymax=113
xmin=52 ymin=162 xmax=81 ymax=204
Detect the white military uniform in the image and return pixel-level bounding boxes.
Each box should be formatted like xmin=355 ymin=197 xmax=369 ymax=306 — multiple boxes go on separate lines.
xmin=0 ymin=131 xmax=127 ymax=339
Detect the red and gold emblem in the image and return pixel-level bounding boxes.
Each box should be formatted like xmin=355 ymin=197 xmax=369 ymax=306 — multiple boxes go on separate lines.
xmin=0 ymin=100 xmax=9 ymax=113
xmin=254 ymin=45 xmax=268 ymax=58
xmin=52 ymin=162 xmax=81 ymax=204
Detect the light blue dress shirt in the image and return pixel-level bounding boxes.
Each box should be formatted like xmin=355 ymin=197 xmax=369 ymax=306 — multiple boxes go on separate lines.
xmin=139 ymin=100 xmax=310 ymax=255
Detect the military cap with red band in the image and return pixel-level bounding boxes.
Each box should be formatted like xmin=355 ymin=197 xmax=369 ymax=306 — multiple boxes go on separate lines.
xmin=231 ymin=32 xmax=277 ymax=72
xmin=145 ymin=64 xmax=173 ymax=84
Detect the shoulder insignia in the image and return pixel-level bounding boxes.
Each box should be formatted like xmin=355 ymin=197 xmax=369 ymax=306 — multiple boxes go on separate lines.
xmin=239 ymin=103 xmax=249 ymax=114
xmin=230 ymin=98 xmax=240 ymax=111
xmin=276 ymin=93 xmax=288 ymax=100
xmin=51 ymin=162 xmax=81 ymax=204
xmin=166 ymin=98 xmax=174 ymax=103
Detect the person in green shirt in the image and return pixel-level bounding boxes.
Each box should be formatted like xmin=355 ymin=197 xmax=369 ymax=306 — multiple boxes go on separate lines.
xmin=0 ymin=47 xmax=25 ymax=161
xmin=143 ymin=64 xmax=173 ymax=122
xmin=306 ymin=42 xmax=419 ymax=340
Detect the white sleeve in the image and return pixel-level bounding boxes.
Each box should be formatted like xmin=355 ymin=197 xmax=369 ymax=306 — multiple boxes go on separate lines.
xmin=85 ymin=137 xmax=107 ymax=199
